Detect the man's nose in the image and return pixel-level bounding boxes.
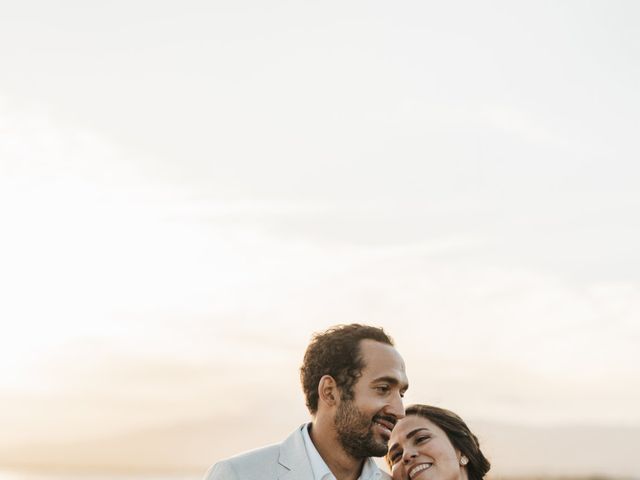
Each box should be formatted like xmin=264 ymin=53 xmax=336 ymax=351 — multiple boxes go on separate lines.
xmin=387 ymin=391 xmax=405 ymax=420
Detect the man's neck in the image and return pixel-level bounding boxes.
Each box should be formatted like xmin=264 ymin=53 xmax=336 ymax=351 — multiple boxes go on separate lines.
xmin=309 ymin=421 xmax=366 ymax=480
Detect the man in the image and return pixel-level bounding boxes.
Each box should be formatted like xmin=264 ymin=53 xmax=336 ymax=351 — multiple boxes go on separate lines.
xmin=204 ymin=324 xmax=409 ymax=480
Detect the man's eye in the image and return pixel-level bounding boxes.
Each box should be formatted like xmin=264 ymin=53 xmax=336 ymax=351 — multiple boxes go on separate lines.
xmin=376 ymin=385 xmax=390 ymax=393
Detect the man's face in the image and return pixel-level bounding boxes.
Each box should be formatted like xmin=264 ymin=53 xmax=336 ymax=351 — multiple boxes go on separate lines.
xmin=334 ymin=339 xmax=409 ymax=458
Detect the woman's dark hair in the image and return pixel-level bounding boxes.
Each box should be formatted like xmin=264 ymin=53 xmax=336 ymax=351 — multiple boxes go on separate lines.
xmin=386 ymin=404 xmax=490 ymax=480
xmin=300 ymin=324 xmax=393 ymax=414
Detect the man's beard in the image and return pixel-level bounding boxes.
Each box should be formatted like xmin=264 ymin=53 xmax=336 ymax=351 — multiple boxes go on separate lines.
xmin=334 ymin=399 xmax=388 ymax=458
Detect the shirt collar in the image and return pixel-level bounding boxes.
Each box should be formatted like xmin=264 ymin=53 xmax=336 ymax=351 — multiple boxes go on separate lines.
xmin=301 ymin=423 xmax=383 ymax=480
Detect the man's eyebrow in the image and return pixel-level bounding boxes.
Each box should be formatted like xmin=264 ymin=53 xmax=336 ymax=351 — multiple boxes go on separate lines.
xmin=371 ymin=376 xmax=409 ymax=390
xmin=371 ymin=376 xmax=400 ymax=384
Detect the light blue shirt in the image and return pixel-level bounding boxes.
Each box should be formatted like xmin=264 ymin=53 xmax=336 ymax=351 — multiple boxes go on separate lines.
xmin=301 ymin=423 xmax=384 ymax=480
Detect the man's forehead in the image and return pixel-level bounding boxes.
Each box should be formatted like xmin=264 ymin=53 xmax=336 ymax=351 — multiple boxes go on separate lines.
xmin=359 ymin=340 xmax=407 ymax=379
xmin=359 ymin=339 xmax=402 ymax=359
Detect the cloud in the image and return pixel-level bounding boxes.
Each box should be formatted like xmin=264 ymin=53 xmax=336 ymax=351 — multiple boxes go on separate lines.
xmin=1 ymin=96 xmax=639 ymax=465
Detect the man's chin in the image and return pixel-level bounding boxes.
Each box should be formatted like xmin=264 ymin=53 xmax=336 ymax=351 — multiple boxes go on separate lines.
xmin=369 ymin=443 xmax=389 ymax=457
xmin=340 ymin=438 xmax=387 ymax=459
xmin=368 ymin=434 xmax=390 ymax=457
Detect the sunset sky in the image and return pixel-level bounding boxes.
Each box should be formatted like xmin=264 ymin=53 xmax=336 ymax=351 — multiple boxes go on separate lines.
xmin=1 ymin=1 xmax=639 ymax=476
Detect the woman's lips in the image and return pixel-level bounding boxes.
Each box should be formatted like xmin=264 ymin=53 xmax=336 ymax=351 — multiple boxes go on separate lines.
xmin=408 ymin=462 xmax=433 ymax=480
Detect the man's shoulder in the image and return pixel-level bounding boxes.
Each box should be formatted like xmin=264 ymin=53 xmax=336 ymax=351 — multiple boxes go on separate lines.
xmin=203 ymin=425 xmax=392 ymax=480
xmin=204 ymin=443 xmax=281 ymax=479
xmin=203 ymin=426 xmax=306 ymax=480
xmin=223 ymin=441 xmax=282 ymax=465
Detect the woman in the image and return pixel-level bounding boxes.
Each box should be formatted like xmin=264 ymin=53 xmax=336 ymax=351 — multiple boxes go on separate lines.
xmin=386 ymin=404 xmax=491 ymax=480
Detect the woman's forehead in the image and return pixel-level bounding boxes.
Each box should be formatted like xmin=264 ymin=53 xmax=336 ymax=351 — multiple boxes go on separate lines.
xmin=392 ymin=415 xmax=441 ymax=439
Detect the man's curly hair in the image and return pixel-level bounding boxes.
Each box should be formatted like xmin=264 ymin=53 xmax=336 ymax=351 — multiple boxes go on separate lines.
xmin=300 ymin=324 xmax=394 ymax=415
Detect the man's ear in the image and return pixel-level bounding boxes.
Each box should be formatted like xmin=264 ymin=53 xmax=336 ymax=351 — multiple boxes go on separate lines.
xmin=318 ymin=375 xmax=339 ymax=407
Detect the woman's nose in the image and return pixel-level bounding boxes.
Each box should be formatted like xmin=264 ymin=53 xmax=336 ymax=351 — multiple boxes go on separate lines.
xmin=403 ymin=449 xmax=418 ymax=464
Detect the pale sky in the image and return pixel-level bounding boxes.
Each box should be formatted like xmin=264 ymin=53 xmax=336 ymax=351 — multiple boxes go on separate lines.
xmin=1 ymin=1 xmax=639 ymax=476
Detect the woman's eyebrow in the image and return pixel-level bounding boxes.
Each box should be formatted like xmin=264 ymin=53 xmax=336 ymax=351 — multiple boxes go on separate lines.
xmin=406 ymin=427 xmax=430 ymax=439
xmin=388 ymin=428 xmax=431 ymax=454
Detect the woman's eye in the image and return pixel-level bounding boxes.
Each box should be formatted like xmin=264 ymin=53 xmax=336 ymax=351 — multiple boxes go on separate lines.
xmin=416 ymin=435 xmax=431 ymax=443
xmin=390 ymin=453 xmax=401 ymax=464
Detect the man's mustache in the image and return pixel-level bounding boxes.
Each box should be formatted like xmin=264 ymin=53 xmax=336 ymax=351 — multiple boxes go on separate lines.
xmin=373 ymin=414 xmax=397 ymax=430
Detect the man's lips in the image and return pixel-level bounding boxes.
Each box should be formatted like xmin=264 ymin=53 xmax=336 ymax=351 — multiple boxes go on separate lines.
xmin=372 ymin=416 xmax=396 ymax=431
xmin=372 ymin=416 xmax=396 ymax=440
xmin=373 ymin=421 xmax=392 ymax=438
xmin=408 ymin=462 xmax=433 ymax=480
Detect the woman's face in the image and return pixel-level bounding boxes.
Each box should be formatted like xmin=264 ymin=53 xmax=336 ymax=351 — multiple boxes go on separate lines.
xmin=387 ymin=415 xmax=466 ymax=480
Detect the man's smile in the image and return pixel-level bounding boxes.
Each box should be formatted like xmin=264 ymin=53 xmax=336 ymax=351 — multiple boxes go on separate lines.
xmin=372 ymin=415 xmax=396 ymax=437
